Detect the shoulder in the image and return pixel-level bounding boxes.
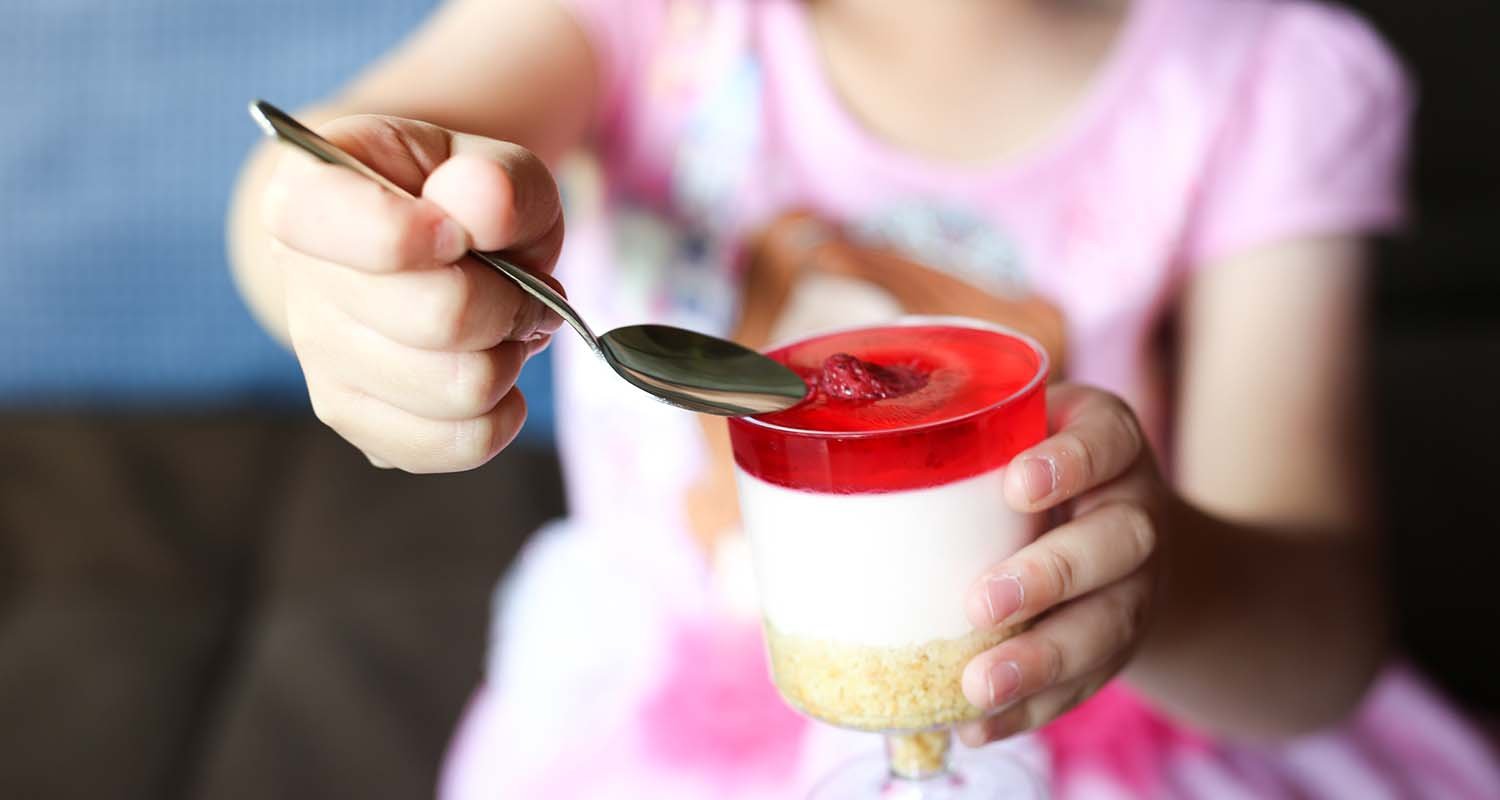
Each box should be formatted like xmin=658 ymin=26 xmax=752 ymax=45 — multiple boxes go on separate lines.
xmin=1166 ymin=1 xmax=1415 ymax=268
xmin=1256 ymin=1 xmax=1411 ymax=104
xmin=1162 ymin=0 xmax=1412 ymax=111
xmin=1092 ymin=0 xmax=1412 ymax=190
xmin=1130 ymin=0 xmax=1415 ymax=194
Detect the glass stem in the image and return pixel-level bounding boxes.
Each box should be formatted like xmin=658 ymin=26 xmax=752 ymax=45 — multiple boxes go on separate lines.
xmin=885 ymin=729 xmax=953 ymax=781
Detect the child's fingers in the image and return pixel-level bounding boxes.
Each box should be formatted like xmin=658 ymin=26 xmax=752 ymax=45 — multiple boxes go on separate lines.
xmin=316 ymin=114 xmax=455 ymax=194
xmin=290 ymin=295 xmax=528 ymax=422
xmin=1004 ymin=385 xmax=1147 ymax=513
xmin=423 ymin=139 xmax=565 ymax=272
xmin=265 ymin=155 xmax=468 ymax=273
xmin=305 ymin=373 xmax=527 ymax=474
xmin=295 ymin=251 xmax=563 ymax=352
xmin=265 ymin=116 xmax=566 ymax=279
xmin=966 ymin=495 xmax=1157 ymax=629
xmin=955 ymin=665 xmax=1115 ymax=746
xmin=961 ymin=571 xmax=1152 ymax=714
xmin=524 ymin=333 xmax=554 ymax=358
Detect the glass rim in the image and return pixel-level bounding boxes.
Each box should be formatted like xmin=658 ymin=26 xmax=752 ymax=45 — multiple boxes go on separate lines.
xmin=731 ymin=315 xmax=1051 ymax=440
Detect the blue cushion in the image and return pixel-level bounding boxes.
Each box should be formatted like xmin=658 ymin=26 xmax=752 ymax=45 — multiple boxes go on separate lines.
xmin=0 ymin=0 xmax=556 ymax=441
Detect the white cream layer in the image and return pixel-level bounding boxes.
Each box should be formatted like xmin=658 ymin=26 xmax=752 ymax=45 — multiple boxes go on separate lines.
xmin=735 ymin=466 xmax=1037 ymax=648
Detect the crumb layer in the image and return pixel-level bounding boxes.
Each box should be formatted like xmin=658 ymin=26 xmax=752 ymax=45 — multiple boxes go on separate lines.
xmin=765 ymin=623 xmax=1021 ymax=732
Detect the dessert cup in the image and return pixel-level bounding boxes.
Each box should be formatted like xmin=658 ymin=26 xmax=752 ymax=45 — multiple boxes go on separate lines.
xmin=728 ymin=317 xmax=1050 ymax=799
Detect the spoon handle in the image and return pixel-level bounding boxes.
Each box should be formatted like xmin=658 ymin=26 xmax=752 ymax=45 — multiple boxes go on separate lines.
xmin=248 ymin=100 xmax=600 ymax=353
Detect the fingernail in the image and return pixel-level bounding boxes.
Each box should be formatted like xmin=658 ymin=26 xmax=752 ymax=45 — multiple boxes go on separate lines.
xmin=981 ymin=574 xmax=1024 ymax=626
xmin=525 ymin=333 xmax=554 ymax=359
xmin=1020 ymin=456 xmax=1056 ymax=504
xmin=435 ymin=218 xmax=467 ymax=262
xmin=538 ymin=306 xmax=564 ymax=335
xmin=987 ymin=661 xmax=1022 ymax=708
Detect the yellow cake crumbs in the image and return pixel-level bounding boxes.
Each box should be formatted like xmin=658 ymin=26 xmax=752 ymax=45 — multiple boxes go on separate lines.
xmin=765 ymin=623 xmax=1022 ymax=732
xmin=886 ymin=729 xmax=953 ymax=778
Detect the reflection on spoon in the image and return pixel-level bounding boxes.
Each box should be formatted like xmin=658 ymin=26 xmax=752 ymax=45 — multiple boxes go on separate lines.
xmin=249 ymin=100 xmax=807 ymax=416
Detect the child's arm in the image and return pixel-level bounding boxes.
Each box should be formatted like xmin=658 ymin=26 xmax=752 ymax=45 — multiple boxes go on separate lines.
xmin=226 ymin=0 xmax=599 ymax=471
xmin=955 ymin=237 xmax=1385 ymax=741
xmin=1130 ymin=235 xmax=1384 ymax=736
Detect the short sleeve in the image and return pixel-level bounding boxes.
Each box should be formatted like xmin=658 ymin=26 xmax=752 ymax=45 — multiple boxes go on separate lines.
xmin=558 ymin=0 xmax=665 ymax=141
xmin=1183 ymin=2 xmax=1415 ymax=266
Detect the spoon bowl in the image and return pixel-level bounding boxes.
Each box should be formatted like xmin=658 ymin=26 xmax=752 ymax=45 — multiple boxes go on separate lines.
xmin=603 ymin=324 xmax=810 ymax=414
xmin=249 ymin=100 xmax=807 ymax=417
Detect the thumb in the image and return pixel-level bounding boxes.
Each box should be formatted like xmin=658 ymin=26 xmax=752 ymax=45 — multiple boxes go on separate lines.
xmin=265 ymin=114 xmax=473 ymax=274
xmin=315 ymin=116 xmax=565 ymax=276
xmin=422 ymin=135 xmax=565 ymax=275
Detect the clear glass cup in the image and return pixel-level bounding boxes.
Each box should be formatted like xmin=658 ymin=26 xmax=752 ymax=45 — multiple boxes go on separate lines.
xmin=728 ymin=317 xmax=1050 ymax=799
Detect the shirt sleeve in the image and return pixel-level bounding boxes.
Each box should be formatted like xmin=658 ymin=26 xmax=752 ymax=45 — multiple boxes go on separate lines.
xmin=557 ymin=0 xmax=665 ymax=144
xmin=1183 ymin=2 xmax=1416 ymax=267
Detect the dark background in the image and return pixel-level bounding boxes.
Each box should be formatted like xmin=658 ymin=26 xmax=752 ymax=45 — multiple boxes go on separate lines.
xmin=1360 ymin=0 xmax=1500 ymax=716
xmin=0 ymin=1 xmax=1496 ymax=797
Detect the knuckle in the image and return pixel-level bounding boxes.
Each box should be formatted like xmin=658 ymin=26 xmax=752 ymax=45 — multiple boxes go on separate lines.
xmin=1097 ymin=390 xmax=1130 ymax=418
xmin=1074 ymin=392 xmax=1139 ymax=465
xmin=1092 ymin=390 xmax=1131 ymax=422
xmin=286 ymin=307 xmax=334 ymax=369
xmin=1060 ymin=429 xmax=1099 ymax=487
xmin=416 ymin=266 xmax=473 ymax=348
xmin=1123 ymin=579 xmax=1155 ymax=646
xmin=375 ymin=196 xmax=430 ymax=270
xmin=1105 ymin=395 xmax=1146 ymax=458
xmin=449 ymin=351 xmax=506 ymax=417
xmin=502 ymin=142 xmax=545 ymax=172
xmin=363 ymin=115 xmax=414 ymax=156
xmin=266 ymin=237 xmax=300 ymax=272
xmin=1090 ymin=392 xmax=1146 ymax=469
xmin=1115 ymin=503 xmax=1157 ymax=565
xmin=1035 ymin=545 xmax=1081 ymax=604
xmin=508 ymin=147 xmax=558 ymax=211
xmin=448 ymin=415 xmax=499 ymax=471
xmin=1108 ymin=589 xmax=1145 ymax=649
xmin=307 ymin=385 xmax=348 ymax=434
xmin=285 ymin=298 xmax=340 ymax=366
xmin=503 ymin=289 xmax=544 ymax=341
xmin=1034 ymin=634 xmax=1067 ymax=686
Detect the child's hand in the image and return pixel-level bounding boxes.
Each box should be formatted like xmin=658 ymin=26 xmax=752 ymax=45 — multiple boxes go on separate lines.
xmin=262 ymin=115 xmax=565 ymax=472
xmin=958 ymin=384 xmax=1166 ymax=744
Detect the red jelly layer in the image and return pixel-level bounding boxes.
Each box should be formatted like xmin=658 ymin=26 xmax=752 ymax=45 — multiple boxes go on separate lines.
xmin=729 ymin=323 xmax=1048 ymax=494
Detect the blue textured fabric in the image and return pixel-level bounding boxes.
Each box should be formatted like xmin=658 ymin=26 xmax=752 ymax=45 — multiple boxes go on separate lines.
xmin=0 ymin=0 xmax=557 ymax=441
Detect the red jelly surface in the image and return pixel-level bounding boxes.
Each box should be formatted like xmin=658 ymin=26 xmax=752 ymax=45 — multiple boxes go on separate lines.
xmin=729 ymin=323 xmax=1048 ymax=494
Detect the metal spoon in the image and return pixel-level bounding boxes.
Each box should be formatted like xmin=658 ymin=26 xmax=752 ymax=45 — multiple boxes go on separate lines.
xmin=249 ymin=100 xmax=806 ymax=416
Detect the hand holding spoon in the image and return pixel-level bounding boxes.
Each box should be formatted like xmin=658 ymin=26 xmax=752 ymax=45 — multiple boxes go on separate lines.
xmin=249 ymin=100 xmax=806 ymax=416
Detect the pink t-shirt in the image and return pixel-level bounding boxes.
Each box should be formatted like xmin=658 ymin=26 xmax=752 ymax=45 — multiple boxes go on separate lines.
xmin=551 ymin=0 xmax=1411 ymax=528
xmin=443 ymin=3 xmax=1500 ymax=798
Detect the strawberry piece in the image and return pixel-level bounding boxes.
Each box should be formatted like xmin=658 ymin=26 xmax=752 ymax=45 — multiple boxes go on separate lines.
xmin=818 ymin=353 xmax=927 ymax=401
